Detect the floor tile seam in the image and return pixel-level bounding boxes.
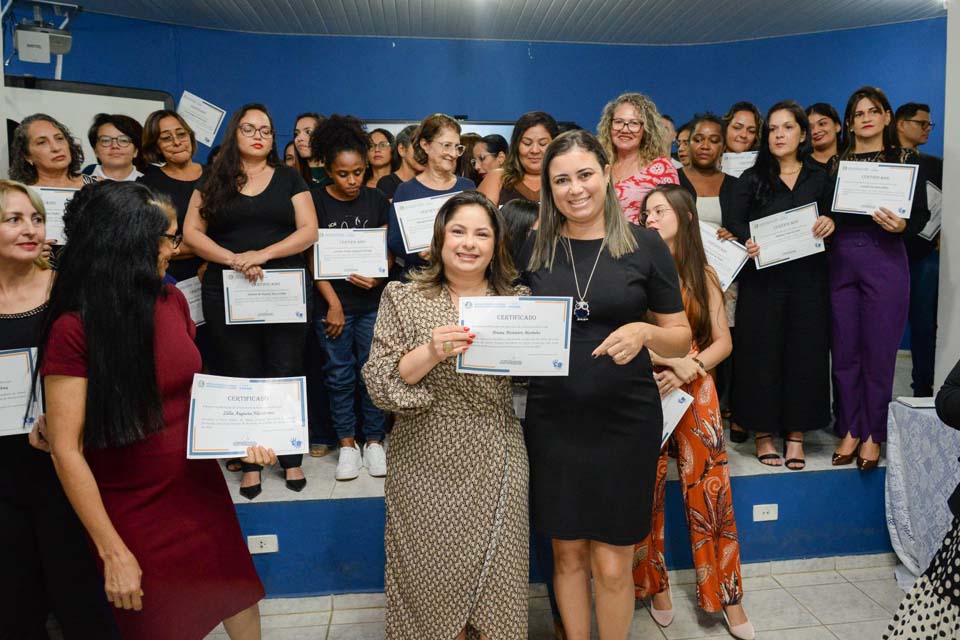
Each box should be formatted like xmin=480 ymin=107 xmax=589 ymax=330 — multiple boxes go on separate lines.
xmin=849 ymin=579 xmax=901 ymax=616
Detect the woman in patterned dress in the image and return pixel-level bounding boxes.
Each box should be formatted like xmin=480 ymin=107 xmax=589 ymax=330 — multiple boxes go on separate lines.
xmin=633 ymin=185 xmax=754 ymax=640
xmin=363 ymin=190 xmax=529 ymax=639
xmin=598 ymin=93 xmax=680 ymax=226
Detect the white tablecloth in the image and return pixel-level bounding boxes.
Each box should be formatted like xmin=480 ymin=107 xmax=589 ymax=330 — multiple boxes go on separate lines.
xmin=886 ymin=401 xmax=960 ymax=578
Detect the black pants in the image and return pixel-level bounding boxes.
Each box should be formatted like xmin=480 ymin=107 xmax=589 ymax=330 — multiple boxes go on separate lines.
xmin=202 ymin=275 xmax=310 ymax=470
xmin=0 ymin=445 xmax=118 ymax=639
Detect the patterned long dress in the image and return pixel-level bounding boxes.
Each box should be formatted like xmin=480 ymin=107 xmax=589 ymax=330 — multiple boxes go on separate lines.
xmin=362 ymin=280 xmax=529 ymax=640
xmin=633 ymin=341 xmax=744 ymax=611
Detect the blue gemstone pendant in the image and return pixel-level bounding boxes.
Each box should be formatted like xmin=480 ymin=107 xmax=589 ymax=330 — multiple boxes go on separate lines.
xmin=574 ymin=300 xmax=590 ymax=321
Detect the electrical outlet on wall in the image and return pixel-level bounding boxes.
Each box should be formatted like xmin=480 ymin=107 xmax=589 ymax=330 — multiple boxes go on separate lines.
xmin=248 ymin=534 xmax=279 ymax=554
xmin=753 ymin=504 xmax=779 ymax=522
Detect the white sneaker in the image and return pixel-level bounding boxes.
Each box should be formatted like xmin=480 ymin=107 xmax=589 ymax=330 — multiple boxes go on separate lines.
xmin=364 ymin=441 xmax=387 ymax=478
xmin=335 ymin=444 xmax=362 ymax=481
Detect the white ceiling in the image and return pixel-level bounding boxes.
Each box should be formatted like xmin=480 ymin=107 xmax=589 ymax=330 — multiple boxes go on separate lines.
xmin=78 ymin=0 xmax=947 ymax=45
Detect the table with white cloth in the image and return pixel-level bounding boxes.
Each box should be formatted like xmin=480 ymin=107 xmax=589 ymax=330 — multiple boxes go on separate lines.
xmin=886 ymin=401 xmax=960 ymax=580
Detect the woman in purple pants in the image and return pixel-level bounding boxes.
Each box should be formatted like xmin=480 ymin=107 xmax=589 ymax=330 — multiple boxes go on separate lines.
xmin=829 ymin=86 xmax=930 ymax=470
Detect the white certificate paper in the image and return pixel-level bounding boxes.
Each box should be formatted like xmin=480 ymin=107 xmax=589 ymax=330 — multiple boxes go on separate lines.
xmin=919 ymin=182 xmax=941 ymax=241
xmin=699 ymin=221 xmax=749 ymax=291
xmin=832 ymin=161 xmax=918 ymax=218
xmin=749 ymin=202 xmax=824 ymax=270
xmin=223 ymin=269 xmax=307 ymax=325
xmin=314 ymin=228 xmax=389 ymax=279
xmin=456 ymin=296 xmax=573 ymax=376
xmin=186 ymin=374 xmax=308 ymax=458
xmin=394 ymin=192 xmax=460 ymax=254
xmin=37 ymin=187 xmax=77 ymax=244
xmin=178 ymin=90 xmax=227 ymax=147
xmin=721 ymin=151 xmax=758 ymax=178
xmin=661 ymin=388 xmax=693 ymax=448
xmin=175 ymin=276 xmax=205 ymax=326
xmin=0 ymin=348 xmax=42 ymax=437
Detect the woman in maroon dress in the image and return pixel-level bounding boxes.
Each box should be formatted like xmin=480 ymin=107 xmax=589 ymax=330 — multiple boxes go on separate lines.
xmin=39 ymin=181 xmax=273 ymax=640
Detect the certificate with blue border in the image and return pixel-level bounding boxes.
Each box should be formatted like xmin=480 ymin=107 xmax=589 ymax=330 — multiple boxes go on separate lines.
xmin=0 ymin=347 xmax=42 ymax=437
xmin=313 ymin=228 xmax=389 ymax=279
xmin=456 ymin=296 xmax=572 ymax=376
xmin=832 ymin=161 xmax=918 ymax=218
xmin=223 ymin=268 xmax=307 ymax=325
xmin=186 ymin=374 xmax=308 ymax=458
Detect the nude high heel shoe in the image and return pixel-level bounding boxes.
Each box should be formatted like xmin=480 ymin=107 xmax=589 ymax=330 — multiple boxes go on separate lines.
xmin=723 ymin=610 xmax=756 ymax=640
xmin=649 ymin=586 xmax=674 ymax=627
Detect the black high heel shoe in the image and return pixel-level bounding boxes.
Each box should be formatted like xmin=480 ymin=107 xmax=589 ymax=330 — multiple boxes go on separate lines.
xmin=783 ymin=437 xmax=806 ymax=471
xmin=729 ymin=423 xmax=748 ymax=444
xmin=285 ymin=468 xmax=307 ymax=492
xmin=239 ymin=470 xmax=262 ymax=500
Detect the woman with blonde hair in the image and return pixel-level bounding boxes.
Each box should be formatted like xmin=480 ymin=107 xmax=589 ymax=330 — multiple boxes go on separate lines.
xmin=597 ymin=92 xmax=679 ymax=225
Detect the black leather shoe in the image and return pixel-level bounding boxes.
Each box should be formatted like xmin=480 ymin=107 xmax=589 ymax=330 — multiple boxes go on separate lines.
xmin=286 ymin=478 xmax=307 ymax=492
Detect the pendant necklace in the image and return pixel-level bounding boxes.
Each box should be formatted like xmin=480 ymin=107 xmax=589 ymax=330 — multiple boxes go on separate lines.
xmin=562 ymin=236 xmax=605 ymax=321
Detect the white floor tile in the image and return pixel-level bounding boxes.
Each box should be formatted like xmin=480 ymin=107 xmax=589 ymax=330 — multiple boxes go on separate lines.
xmin=787 ymin=583 xmax=891 ymax=625
xmin=827 ymin=618 xmax=893 ymax=640
xmin=853 ymin=579 xmax=906 ymax=614
xmin=774 ymin=570 xmax=846 ymax=588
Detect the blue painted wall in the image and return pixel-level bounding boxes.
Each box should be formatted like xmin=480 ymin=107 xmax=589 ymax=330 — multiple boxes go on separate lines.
xmin=237 ymin=469 xmax=890 ymax=597
xmin=5 ymin=12 xmax=946 ymax=156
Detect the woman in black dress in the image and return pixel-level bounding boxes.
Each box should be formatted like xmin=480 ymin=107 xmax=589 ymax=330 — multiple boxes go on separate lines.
xmin=726 ymin=101 xmax=835 ymax=469
xmin=520 ymin=130 xmax=691 ymax=639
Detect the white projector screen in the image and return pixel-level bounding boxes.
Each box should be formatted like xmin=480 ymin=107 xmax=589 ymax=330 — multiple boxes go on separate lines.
xmin=4 ymin=76 xmax=174 ymax=172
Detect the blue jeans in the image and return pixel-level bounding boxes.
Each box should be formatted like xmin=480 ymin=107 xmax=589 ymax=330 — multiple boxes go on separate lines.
xmin=909 ymin=249 xmax=940 ymax=395
xmin=315 ymin=310 xmax=386 ymax=442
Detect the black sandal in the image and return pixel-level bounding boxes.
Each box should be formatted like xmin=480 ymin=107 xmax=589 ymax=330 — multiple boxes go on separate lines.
xmin=755 ymin=434 xmax=782 ymax=467
xmin=729 ymin=423 xmax=748 ymax=444
xmin=783 ymin=437 xmax=806 ymax=471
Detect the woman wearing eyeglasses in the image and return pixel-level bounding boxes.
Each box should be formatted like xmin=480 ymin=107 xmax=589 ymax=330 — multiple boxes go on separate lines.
xmin=598 ymin=93 xmax=680 ymax=226
xmin=387 ymin=114 xmax=475 ymax=278
xmin=85 ymin=114 xmax=145 ymax=182
xmin=138 ymin=110 xmax=207 ymax=283
xmin=470 ymin=134 xmax=508 ymax=181
xmin=478 ymin=111 xmax=558 ymax=206
xmin=183 ymin=104 xmax=319 ymax=498
xmin=366 ymin=128 xmax=398 ymax=189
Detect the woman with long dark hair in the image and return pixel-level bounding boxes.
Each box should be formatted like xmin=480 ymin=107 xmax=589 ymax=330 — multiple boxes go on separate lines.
xmin=726 ymin=100 xmax=835 ymax=469
xmin=829 ymin=86 xmax=930 ymax=469
xmin=633 ymin=184 xmax=753 ymax=639
xmin=39 ymin=181 xmax=272 ymax=639
xmin=471 ymin=133 xmax=508 ymax=180
xmin=722 ymin=102 xmax=763 ymax=154
xmin=806 ymin=103 xmax=842 ymax=172
xmin=363 ymin=191 xmax=530 ymax=639
xmin=293 ymin=112 xmax=327 ymax=184
xmin=375 ymin=124 xmax=423 ymax=200
xmin=521 ymin=130 xmax=691 ymax=639
xmin=183 ymin=103 xmax=319 ymax=498
xmin=478 ymin=111 xmax=559 ymax=205
xmin=138 ymin=110 xmax=207 ymax=282
xmin=0 ymin=180 xmax=119 ymax=639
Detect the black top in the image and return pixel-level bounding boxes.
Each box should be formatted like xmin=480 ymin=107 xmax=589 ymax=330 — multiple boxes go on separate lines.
xmin=677 ymin=169 xmax=739 ymax=222
xmin=138 ymin=164 xmax=208 ymax=281
xmin=376 ymin=173 xmax=405 ymax=200
xmin=904 ymin=151 xmax=943 ymax=261
xmin=829 ymin=148 xmax=931 ymax=238
xmin=201 ymin=166 xmax=310 ymax=278
xmin=312 ymin=186 xmax=391 ymax=314
xmin=727 ymin=163 xmax=832 ymax=283
xmin=519 ymin=226 xmax=684 ymax=544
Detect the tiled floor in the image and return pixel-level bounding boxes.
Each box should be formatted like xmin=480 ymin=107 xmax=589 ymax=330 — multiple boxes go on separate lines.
xmin=203 ymin=555 xmax=906 ymax=639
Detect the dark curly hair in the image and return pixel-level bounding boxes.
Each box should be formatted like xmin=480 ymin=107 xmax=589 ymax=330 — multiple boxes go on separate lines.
xmin=199 ymin=103 xmax=280 ymax=222
xmin=310 ymin=115 xmax=370 ymax=168
xmin=9 ymin=114 xmax=84 ymax=185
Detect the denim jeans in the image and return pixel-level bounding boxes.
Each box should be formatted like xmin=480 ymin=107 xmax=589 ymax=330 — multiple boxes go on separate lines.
xmin=909 ymin=249 xmax=940 ymax=395
xmin=315 ymin=310 xmax=386 ymax=442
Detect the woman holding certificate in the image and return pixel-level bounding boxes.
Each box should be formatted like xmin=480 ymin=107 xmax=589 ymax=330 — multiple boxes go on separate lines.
xmin=183 ymin=103 xmax=319 ymax=498
xmin=0 ymin=180 xmax=118 ymax=639
xmin=726 ymin=101 xmax=835 ymax=469
xmin=829 ymin=86 xmax=930 ymax=470
xmin=363 ymin=191 xmax=529 ymax=639
xmin=387 ymin=113 xmax=475 ymax=276
xmin=520 ymin=130 xmax=691 ymax=639
xmin=39 ymin=181 xmax=270 ymax=640
xmin=598 ymin=92 xmax=679 ymax=225
xmin=310 ymin=116 xmax=390 ymax=481
xmin=633 ymin=184 xmax=753 ymax=639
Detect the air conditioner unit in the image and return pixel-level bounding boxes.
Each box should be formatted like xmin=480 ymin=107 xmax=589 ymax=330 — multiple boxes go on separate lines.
xmin=14 ymin=23 xmax=72 ymax=63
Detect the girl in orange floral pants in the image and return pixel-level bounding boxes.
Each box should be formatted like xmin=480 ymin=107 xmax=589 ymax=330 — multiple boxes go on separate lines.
xmin=637 ymin=184 xmax=753 ymax=638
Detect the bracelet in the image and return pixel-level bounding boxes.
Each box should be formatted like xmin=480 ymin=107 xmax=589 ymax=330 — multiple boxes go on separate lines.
xmin=692 ymin=357 xmax=706 ymax=371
